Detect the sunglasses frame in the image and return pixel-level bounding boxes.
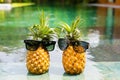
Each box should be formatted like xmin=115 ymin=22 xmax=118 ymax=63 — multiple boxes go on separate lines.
xmin=58 ymin=38 xmax=89 ymax=51
xmin=24 ymin=40 xmax=56 ymax=51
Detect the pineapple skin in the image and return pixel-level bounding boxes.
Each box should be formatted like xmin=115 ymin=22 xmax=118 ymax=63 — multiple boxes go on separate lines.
xmin=62 ymin=45 xmax=86 ymax=74
xmin=26 ymin=47 xmax=50 ymax=74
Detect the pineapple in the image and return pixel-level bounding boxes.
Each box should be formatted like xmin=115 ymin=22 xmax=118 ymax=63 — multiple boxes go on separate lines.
xmin=26 ymin=47 xmax=50 ymax=74
xmin=57 ymin=17 xmax=89 ymax=74
xmin=24 ymin=10 xmax=55 ymax=74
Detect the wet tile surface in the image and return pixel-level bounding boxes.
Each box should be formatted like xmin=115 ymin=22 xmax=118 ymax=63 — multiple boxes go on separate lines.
xmin=0 ymin=51 xmax=120 ymax=80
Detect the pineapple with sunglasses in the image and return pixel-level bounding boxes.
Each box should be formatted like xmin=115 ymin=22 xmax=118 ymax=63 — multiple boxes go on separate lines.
xmin=24 ymin=11 xmax=56 ymax=74
xmin=56 ymin=17 xmax=89 ymax=74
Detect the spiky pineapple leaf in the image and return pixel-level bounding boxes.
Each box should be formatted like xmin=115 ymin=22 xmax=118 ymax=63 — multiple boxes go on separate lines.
xmin=54 ymin=27 xmax=64 ymax=38
xmin=59 ymin=16 xmax=81 ymax=40
xmin=40 ymin=10 xmax=46 ymax=26
xmin=71 ymin=17 xmax=80 ymax=33
xmin=59 ymin=22 xmax=71 ymax=34
xmin=29 ymin=10 xmax=54 ymax=41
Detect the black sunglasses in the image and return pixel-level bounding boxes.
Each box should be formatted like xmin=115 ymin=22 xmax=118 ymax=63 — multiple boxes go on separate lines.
xmin=24 ymin=40 xmax=56 ymax=51
xmin=58 ymin=38 xmax=89 ymax=51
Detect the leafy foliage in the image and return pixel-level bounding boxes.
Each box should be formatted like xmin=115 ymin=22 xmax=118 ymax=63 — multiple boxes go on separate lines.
xmin=29 ymin=10 xmax=54 ymax=41
xmin=55 ymin=17 xmax=82 ymax=40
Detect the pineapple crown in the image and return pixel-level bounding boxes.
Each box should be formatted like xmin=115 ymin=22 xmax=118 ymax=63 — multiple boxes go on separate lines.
xmin=55 ymin=17 xmax=81 ymax=41
xmin=29 ymin=10 xmax=55 ymax=41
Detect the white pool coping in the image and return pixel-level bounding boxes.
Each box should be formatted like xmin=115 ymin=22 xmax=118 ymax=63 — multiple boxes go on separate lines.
xmin=0 ymin=4 xmax=12 ymax=10
xmin=87 ymin=3 xmax=120 ymax=8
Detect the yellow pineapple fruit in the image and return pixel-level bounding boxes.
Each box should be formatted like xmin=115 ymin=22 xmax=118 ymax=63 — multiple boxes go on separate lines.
xmin=63 ymin=45 xmax=86 ymax=74
xmin=24 ymin=10 xmax=55 ymax=74
xmin=57 ymin=17 xmax=89 ymax=74
xmin=26 ymin=47 xmax=50 ymax=74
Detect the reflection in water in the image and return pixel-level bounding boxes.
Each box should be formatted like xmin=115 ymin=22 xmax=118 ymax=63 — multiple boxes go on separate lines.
xmin=0 ymin=27 xmax=28 ymax=47
xmin=0 ymin=63 xmax=27 ymax=75
xmin=62 ymin=73 xmax=85 ymax=80
xmin=96 ymin=62 xmax=120 ymax=80
xmin=105 ymin=7 xmax=114 ymax=41
xmin=0 ymin=10 xmax=5 ymax=21
xmin=87 ymin=29 xmax=100 ymax=48
xmin=88 ymin=4 xmax=120 ymax=62
xmin=0 ymin=48 xmax=26 ymax=62
xmin=84 ymin=51 xmax=103 ymax=80
xmin=27 ymin=72 xmax=49 ymax=80
xmin=96 ymin=4 xmax=120 ymax=40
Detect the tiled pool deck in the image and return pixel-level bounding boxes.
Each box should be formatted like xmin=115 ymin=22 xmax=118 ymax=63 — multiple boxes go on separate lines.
xmin=0 ymin=48 xmax=120 ymax=80
xmin=0 ymin=61 xmax=120 ymax=80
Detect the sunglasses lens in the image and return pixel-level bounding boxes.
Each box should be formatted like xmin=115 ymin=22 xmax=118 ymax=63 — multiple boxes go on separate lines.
xmin=46 ymin=44 xmax=54 ymax=51
xmin=71 ymin=41 xmax=89 ymax=50
xmin=58 ymin=38 xmax=68 ymax=50
xmin=80 ymin=41 xmax=89 ymax=50
xmin=43 ymin=41 xmax=56 ymax=51
xmin=26 ymin=44 xmax=38 ymax=51
xmin=24 ymin=40 xmax=39 ymax=51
